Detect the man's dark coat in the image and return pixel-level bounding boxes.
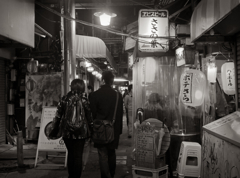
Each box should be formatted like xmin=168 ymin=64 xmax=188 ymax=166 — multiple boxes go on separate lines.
xmin=90 ymin=85 xmax=123 ymax=149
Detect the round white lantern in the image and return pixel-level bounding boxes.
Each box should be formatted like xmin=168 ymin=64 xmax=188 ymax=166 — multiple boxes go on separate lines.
xmin=221 ymin=61 xmax=235 ymax=95
xmin=180 ymin=69 xmax=206 ymax=107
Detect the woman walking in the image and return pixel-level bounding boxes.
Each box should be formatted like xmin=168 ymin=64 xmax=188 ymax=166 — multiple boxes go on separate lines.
xmin=49 ymin=79 xmax=92 ymax=178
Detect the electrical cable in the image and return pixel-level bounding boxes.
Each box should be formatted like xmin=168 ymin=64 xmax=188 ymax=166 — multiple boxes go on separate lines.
xmin=35 ymin=1 xmax=178 ymax=45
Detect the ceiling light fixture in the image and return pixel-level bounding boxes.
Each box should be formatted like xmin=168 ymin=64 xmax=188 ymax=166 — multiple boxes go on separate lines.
xmin=94 ymin=11 xmax=116 ymax=26
xmin=87 ymin=67 xmax=94 ymax=72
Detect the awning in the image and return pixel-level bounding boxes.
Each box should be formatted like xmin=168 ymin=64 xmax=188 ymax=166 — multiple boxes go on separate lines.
xmin=191 ymin=0 xmax=240 ymax=42
xmin=75 ymin=35 xmax=117 ymax=71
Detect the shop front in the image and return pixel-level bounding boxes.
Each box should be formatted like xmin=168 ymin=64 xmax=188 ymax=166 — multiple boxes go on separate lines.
xmin=128 ymin=1 xmax=240 ymax=177
xmin=190 ymin=0 xmax=240 ymax=177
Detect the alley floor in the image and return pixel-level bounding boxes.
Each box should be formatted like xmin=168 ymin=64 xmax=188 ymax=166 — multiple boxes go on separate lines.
xmin=0 ymin=114 xmax=134 ymax=178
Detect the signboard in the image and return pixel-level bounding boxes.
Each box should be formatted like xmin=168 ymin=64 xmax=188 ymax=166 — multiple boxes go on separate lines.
xmin=138 ymin=9 xmax=169 ymax=52
xmin=37 ymin=107 xmax=66 ymax=151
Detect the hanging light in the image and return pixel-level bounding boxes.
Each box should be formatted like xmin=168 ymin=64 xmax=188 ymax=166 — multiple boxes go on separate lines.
xmin=27 ymin=58 xmax=38 ymax=74
xmin=85 ymin=61 xmax=92 ymax=67
xmin=94 ymin=11 xmax=117 ymax=26
xmin=87 ymin=66 xmax=94 ymax=72
xmin=92 ymin=71 xmax=97 ymax=75
xmin=179 ymin=69 xmax=206 ymax=107
xmin=207 ymin=62 xmax=217 ymax=83
xmin=221 ymin=61 xmax=235 ymax=95
xmin=104 ymin=61 xmax=107 ymax=65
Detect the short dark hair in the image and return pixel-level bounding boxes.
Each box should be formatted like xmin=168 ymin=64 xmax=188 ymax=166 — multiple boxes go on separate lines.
xmin=87 ymin=85 xmax=93 ymax=91
xmin=70 ymin=79 xmax=85 ymax=93
xmin=102 ymin=71 xmax=114 ymax=85
xmin=128 ymin=84 xmax=132 ymax=92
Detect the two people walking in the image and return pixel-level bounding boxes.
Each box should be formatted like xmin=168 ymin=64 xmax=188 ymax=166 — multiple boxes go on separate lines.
xmin=49 ymin=70 xmax=123 ymax=178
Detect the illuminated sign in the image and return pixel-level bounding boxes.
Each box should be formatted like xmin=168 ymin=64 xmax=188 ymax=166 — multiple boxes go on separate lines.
xmin=138 ymin=9 xmax=169 ymax=52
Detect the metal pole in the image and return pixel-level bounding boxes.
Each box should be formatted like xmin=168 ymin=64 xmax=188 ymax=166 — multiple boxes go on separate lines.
xmin=17 ymin=131 xmax=24 ymax=167
xmin=64 ymin=0 xmax=76 ymax=94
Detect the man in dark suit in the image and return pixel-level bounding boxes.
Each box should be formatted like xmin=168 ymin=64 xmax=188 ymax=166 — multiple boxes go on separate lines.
xmin=90 ymin=71 xmax=123 ymax=178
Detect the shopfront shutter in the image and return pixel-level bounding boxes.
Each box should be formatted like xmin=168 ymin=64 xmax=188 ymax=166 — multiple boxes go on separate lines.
xmin=236 ymin=33 xmax=240 ymax=108
xmin=0 ymin=59 xmax=6 ymax=144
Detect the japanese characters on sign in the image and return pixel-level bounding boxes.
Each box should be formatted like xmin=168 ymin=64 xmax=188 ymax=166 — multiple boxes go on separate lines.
xmin=138 ymin=9 xmax=169 ymax=52
xmin=226 ymin=68 xmax=234 ymax=90
xmin=181 ymin=73 xmax=193 ymax=104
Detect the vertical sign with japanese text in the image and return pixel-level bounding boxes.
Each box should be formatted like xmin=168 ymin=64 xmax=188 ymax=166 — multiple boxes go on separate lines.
xmin=225 ymin=66 xmax=235 ymax=91
xmin=138 ymin=9 xmax=169 ymax=52
xmin=181 ymin=73 xmax=193 ymax=104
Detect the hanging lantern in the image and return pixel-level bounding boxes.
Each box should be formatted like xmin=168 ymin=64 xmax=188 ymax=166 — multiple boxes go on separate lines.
xmin=207 ymin=63 xmax=217 ymax=83
xmin=221 ymin=61 xmax=235 ymax=95
xmin=26 ymin=77 xmax=36 ymax=92
xmin=180 ymin=69 xmax=206 ymax=107
xmin=27 ymin=58 xmax=38 ymax=74
xmin=141 ymin=57 xmax=156 ymax=84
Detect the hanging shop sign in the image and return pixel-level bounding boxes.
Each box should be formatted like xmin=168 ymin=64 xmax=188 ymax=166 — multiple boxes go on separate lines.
xmin=180 ymin=69 xmax=206 ymax=107
xmin=138 ymin=9 xmax=169 ymax=52
xmin=221 ymin=61 xmax=235 ymax=95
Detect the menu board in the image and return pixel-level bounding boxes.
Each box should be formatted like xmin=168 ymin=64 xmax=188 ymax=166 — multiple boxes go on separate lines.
xmin=136 ymin=135 xmax=154 ymax=150
xmin=37 ymin=107 xmax=66 ymax=151
xmin=136 ymin=150 xmax=154 ymax=163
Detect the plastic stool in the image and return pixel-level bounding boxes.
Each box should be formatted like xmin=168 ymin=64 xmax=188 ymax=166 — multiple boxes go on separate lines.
xmin=176 ymin=141 xmax=201 ymax=178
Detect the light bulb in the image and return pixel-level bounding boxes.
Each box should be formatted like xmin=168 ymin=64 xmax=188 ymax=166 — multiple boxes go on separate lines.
xmin=195 ymin=90 xmax=203 ymax=100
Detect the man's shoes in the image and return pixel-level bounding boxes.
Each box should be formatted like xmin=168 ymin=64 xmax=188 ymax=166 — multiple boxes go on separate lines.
xmin=128 ymin=135 xmax=132 ymax=138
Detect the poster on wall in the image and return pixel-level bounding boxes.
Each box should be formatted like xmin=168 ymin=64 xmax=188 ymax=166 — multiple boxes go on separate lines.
xmin=25 ymin=73 xmax=62 ymax=140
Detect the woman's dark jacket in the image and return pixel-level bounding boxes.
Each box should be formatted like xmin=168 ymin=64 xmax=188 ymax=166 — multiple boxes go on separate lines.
xmin=51 ymin=91 xmax=92 ymax=139
xmin=90 ymin=85 xmax=123 ymax=149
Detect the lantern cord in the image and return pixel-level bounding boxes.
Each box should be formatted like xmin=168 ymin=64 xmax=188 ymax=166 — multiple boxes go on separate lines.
xmin=212 ymin=51 xmax=232 ymax=61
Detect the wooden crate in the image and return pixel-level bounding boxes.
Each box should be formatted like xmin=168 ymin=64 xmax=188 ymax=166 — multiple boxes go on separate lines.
xmin=132 ymin=165 xmax=168 ymax=178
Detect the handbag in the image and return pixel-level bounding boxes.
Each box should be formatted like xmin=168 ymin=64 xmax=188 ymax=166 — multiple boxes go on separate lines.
xmin=92 ymin=91 xmax=119 ymax=144
xmin=48 ymin=119 xmax=62 ymax=139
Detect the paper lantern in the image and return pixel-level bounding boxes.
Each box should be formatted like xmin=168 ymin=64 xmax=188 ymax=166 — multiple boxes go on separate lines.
xmin=27 ymin=58 xmax=38 ymax=74
xmin=207 ymin=65 xmax=217 ymax=83
xmin=180 ymin=69 xmax=206 ymax=107
xmin=141 ymin=57 xmax=156 ymax=84
xmin=221 ymin=61 xmax=235 ymax=95
xmin=26 ymin=77 xmax=36 ymax=92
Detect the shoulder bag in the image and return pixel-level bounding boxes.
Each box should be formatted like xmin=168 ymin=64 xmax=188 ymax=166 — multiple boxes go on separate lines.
xmin=92 ymin=91 xmax=119 ymax=144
